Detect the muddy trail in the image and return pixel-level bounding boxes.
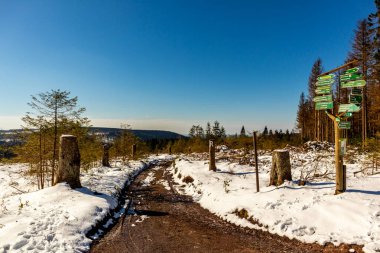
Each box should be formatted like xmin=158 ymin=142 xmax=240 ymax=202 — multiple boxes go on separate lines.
xmin=89 ymin=162 xmax=363 ymax=253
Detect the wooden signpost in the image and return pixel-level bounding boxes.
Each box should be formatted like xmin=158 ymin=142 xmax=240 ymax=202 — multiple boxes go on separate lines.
xmin=314 ymin=60 xmax=366 ymax=194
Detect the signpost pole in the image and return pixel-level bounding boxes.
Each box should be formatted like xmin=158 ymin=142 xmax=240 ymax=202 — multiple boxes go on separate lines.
xmin=253 ymin=131 xmax=259 ymax=192
xmin=326 ymin=111 xmax=344 ymax=194
xmin=315 ymin=62 xmax=363 ymax=195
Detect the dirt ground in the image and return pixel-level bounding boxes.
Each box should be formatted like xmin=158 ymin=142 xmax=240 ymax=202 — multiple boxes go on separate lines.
xmin=89 ymin=163 xmax=363 ymax=253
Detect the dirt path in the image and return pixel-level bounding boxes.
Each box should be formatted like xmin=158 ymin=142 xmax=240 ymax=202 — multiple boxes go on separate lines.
xmin=89 ymin=162 xmax=363 ymax=253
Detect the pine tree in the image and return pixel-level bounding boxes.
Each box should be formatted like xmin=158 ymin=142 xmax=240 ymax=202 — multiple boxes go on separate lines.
xmin=307 ymin=59 xmax=323 ymax=141
xmin=240 ymin=126 xmax=246 ymax=137
xmin=348 ymin=19 xmax=372 ymax=145
xmin=263 ymin=126 xmax=268 ymax=135
xmin=205 ymin=122 xmax=212 ymax=139
xmin=188 ymin=125 xmax=196 ymax=138
xmin=368 ymin=1 xmax=380 ymax=136
xmin=195 ymin=125 xmax=204 ymax=138
xmin=22 ymin=89 xmax=88 ymax=186
xmin=220 ymin=126 xmax=226 ymax=139
xmin=212 ymin=121 xmax=221 ymax=138
xmin=296 ymin=92 xmax=308 ymax=140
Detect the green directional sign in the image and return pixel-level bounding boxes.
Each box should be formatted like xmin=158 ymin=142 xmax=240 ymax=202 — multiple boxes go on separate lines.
xmin=315 ymin=101 xmax=333 ymax=110
xmin=344 ymin=112 xmax=353 ymax=118
xmin=338 ymin=121 xmax=351 ymax=129
xmin=316 ymin=79 xmax=334 ymax=86
xmin=344 ymin=67 xmax=360 ymax=74
xmin=317 ymin=74 xmax=335 ymax=81
xmin=341 ymin=80 xmax=366 ymax=88
xmin=338 ymin=103 xmax=361 ymax=113
xmin=315 ymin=88 xmax=331 ymax=95
xmin=313 ymin=95 xmax=332 ymax=102
xmin=351 ymin=88 xmax=362 ymax=95
xmin=349 ymin=94 xmax=362 ymax=104
xmin=340 ymin=73 xmax=363 ymax=81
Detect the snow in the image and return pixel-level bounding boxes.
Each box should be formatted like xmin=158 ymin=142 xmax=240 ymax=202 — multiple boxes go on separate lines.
xmin=141 ymin=171 xmax=155 ymax=187
xmin=0 ymin=154 xmax=173 ymax=253
xmin=170 ymin=149 xmax=380 ymax=253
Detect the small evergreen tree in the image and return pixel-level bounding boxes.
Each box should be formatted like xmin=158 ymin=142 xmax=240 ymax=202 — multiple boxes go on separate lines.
xmin=240 ymin=126 xmax=246 ymax=137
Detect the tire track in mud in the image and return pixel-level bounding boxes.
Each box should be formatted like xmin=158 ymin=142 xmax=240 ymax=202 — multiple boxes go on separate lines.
xmin=90 ymin=162 xmax=363 ymax=253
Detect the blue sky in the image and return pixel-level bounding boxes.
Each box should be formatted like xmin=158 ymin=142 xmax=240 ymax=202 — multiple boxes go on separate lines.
xmin=0 ymin=0 xmax=375 ymax=134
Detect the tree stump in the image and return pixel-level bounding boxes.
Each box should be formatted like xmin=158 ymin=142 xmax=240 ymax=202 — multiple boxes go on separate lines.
xmin=102 ymin=143 xmax=112 ymax=167
xmin=269 ymin=149 xmax=292 ymax=186
xmin=209 ymin=140 xmax=216 ymax=171
xmin=54 ymin=135 xmax=81 ymax=188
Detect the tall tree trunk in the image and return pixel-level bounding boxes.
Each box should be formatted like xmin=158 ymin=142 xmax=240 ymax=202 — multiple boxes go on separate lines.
xmin=362 ymin=51 xmax=368 ymax=148
xmin=52 ymin=102 xmax=58 ymax=185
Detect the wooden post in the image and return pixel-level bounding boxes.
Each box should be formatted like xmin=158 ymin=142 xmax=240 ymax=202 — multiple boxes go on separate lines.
xmin=102 ymin=143 xmax=111 ymax=167
xmin=326 ymin=111 xmax=345 ymax=194
xmin=54 ymin=135 xmax=81 ymax=188
xmin=209 ymin=139 xmax=216 ymax=171
xmin=168 ymin=145 xmax=172 ymax=155
xmin=343 ymin=164 xmax=346 ymax=191
xmin=253 ymin=131 xmax=259 ymax=192
xmin=132 ymin=144 xmax=137 ymax=160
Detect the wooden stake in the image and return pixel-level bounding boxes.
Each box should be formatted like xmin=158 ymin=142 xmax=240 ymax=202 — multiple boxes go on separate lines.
xmin=102 ymin=143 xmax=111 ymax=167
xmin=326 ymin=111 xmax=345 ymax=194
xmin=253 ymin=131 xmax=259 ymax=192
xmin=132 ymin=144 xmax=137 ymax=160
xmin=209 ymin=140 xmax=216 ymax=171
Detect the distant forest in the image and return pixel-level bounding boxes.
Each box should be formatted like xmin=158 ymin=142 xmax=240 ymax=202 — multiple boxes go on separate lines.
xmin=296 ymin=1 xmax=380 ymax=149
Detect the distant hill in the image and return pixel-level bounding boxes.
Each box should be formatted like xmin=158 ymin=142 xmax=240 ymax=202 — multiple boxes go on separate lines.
xmin=0 ymin=128 xmax=185 ymax=143
xmin=88 ymin=127 xmax=185 ymax=141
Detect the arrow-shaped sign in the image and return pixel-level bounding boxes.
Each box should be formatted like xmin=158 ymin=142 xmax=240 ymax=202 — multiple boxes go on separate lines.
xmin=341 ymin=80 xmax=366 ymax=88
xmin=313 ymin=95 xmax=333 ymax=102
xmin=340 ymin=73 xmax=363 ymax=81
xmin=338 ymin=103 xmax=361 ymax=113
xmin=338 ymin=121 xmax=351 ymax=129
xmin=316 ymin=79 xmax=334 ymax=86
xmin=344 ymin=67 xmax=360 ymax=74
xmin=315 ymin=85 xmax=331 ymax=95
xmin=315 ymin=101 xmax=333 ymax=110
xmin=317 ymin=74 xmax=335 ymax=81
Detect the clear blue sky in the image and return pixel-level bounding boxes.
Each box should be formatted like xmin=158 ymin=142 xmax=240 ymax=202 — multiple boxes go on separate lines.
xmin=0 ymin=0 xmax=375 ymax=134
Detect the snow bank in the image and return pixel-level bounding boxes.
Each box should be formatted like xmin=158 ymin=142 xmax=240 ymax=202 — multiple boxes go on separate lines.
xmin=171 ymin=152 xmax=380 ymax=253
xmin=0 ymin=155 xmax=173 ymax=253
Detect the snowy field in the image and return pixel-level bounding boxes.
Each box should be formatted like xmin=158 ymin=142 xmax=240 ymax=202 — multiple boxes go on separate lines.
xmin=170 ymin=143 xmax=380 ymax=253
xmin=0 ymin=155 xmax=172 ymax=253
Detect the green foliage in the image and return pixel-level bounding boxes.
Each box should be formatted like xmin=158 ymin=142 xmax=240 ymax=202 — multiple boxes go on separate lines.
xmin=110 ymin=124 xmax=150 ymax=160
xmin=18 ymin=89 xmax=91 ymax=188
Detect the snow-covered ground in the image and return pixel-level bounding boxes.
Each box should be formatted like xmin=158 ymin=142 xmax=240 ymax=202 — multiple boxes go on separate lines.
xmin=170 ymin=145 xmax=380 ymax=253
xmin=0 ymin=155 xmax=172 ymax=253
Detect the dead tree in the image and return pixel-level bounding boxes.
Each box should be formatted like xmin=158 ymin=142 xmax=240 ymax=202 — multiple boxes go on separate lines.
xmin=54 ymin=135 xmax=81 ymax=188
xmin=270 ymin=150 xmax=292 ymax=186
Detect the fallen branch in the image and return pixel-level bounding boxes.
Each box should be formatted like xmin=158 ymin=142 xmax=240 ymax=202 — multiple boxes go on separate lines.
xmin=9 ymin=185 xmax=27 ymax=194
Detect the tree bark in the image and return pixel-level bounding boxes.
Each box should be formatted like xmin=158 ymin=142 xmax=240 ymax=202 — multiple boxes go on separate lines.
xmin=269 ymin=150 xmax=292 ymax=186
xmin=54 ymin=135 xmax=81 ymax=188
